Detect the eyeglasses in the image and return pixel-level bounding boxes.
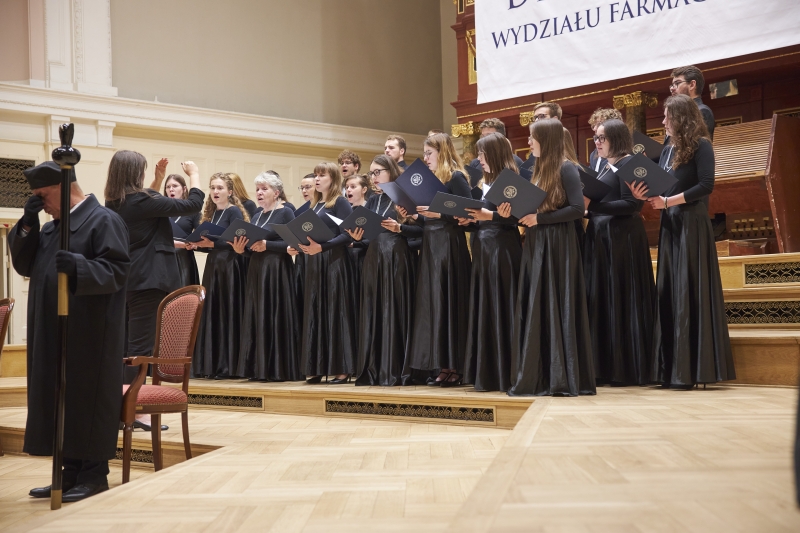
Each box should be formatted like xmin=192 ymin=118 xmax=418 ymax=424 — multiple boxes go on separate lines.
xmin=533 ymin=113 xmax=549 ymax=122
xmin=298 ymin=185 xmax=314 ymax=191
xmin=423 ymin=151 xmax=434 ymax=158
xmin=340 ymin=160 xmax=354 ymax=166
xmin=367 ymin=168 xmax=387 ymax=178
xmin=593 ymin=135 xmax=607 ymax=143
xmin=669 ymin=79 xmax=688 ymax=89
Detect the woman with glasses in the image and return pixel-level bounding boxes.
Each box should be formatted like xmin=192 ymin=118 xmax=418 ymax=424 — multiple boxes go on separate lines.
xmin=584 ymin=119 xmax=655 ymax=386
xmin=344 ymin=174 xmax=374 ymax=293
xmin=398 ymin=133 xmax=472 ymax=387
xmin=233 ymin=173 xmax=301 ymax=382
xmin=456 ymin=132 xmax=522 ymax=392
xmin=629 ymin=94 xmax=733 ymax=389
xmin=346 ymin=155 xmax=418 ymax=386
xmin=509 ymin=119 xmax=595 ymax=397
xmin=163 ymin=171 xmax=202 ymax=287
xmin=289 ymin=162 xmax=357 ymax=385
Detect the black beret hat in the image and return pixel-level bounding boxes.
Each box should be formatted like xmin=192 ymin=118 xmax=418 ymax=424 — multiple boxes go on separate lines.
xmin=23 ymin=161 xmax=75 ymax=189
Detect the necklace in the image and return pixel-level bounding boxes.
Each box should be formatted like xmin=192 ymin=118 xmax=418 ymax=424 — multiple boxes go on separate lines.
xmin=211 ymin=205 xmax=229 ymax=225
xmin=253 ymin=206 xmax=277 ymax=227
xmin=313 ymin=202 xmax=325 ymax=214
xmin=373 ymin=194 xmax=392 ymax=217
xmin=662 ymin=145 xmax=675 ymax=172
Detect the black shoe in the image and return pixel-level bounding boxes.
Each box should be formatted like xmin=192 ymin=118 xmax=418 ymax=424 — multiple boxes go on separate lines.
xmin=62 ymin=482 xmax=109 ymax=503
xmin=133 ymin=420 xmax=169 ymax=431
xmin=305 ymin=376 xmax=322 ymax=384
xmin=29 ymin=482 xmax=75 ymax=498
xmin=329 ymin=375 xmax=351 ymax=385
xmin=440 ymin=373 xmax=463 ymax=388
xmin=427 ymin=372 xmax=449 ymax=387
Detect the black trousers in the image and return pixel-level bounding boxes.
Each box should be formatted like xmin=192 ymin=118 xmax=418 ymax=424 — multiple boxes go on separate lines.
xmin=63 ymin=457 xmax=109 ymax=485
xmin=124 ymin=289 xmax=168 ymax=384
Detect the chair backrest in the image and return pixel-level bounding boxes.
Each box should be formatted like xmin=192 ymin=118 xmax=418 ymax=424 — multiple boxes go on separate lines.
xmin=0 ymin=298 xmax=15 ymax=356
xmin=151 ymin=286 xmax=205 ymax=385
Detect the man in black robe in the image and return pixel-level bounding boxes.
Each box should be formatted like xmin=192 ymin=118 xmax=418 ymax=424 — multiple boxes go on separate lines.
xmin=9 ymin=161 xmax=130 ymax=502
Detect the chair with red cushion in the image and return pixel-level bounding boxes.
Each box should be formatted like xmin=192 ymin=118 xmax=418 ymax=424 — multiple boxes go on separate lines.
xmin=120 ymin=286 xmax=205 ymax=483
xmin=0 ymin=298 xmax=15 ymax=456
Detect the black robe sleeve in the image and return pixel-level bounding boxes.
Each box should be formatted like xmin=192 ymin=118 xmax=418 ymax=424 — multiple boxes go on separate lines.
xmin=8 ymin=221 xmax=40 ymax=277
xmin=536 ymin=163 xmax=585 ymax=225
xmin=320 ymin=197 xmax=353 ymax=252
xmin=132 ymin=188 xmax=205 ymax=218
xmin=681 ymin=138 xmax=715 ymax=203
xmin=264 ymin=208 xmax=294 ymax=252
xmin=71 ymin=214 xmax=130 ymax=296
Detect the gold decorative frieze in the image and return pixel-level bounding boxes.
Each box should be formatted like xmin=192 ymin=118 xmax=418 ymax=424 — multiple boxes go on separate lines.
xmin=725 ymin=301 xmax=800 ymax=324
xmin=188 ymin=393 xmax=263 ymax=409
xmin=744 ymin=262 xmax=800 ymax=285
xmin=613 ymin=91 xmax=659 ymax=110
xmin=519 ymin=111 xmax=536 ymax=127
xmin=325 ymin=400 xmax=495 ymax=423
xmin=451 ymin=121 xmax=477 ymax=138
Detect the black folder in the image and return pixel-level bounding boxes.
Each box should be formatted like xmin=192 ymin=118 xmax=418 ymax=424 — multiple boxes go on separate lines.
xmin=377 ymin=182 xmax=417 ymax=215
xmin=219 ymin=218 xmax=270 ymax=247
xmin=470 ymin=186 xmax=483 ymax=200
xmin=171 ymin=220 xmax=188 ymax=240
xmin=484 ymin=169 xmax=547 ymax=219
xmin=615 ymin=153 xmax=678 ymax=197
xmin=632 ymin=130 xmax=665 ymax=162
xmin=280 ymin=209 xmax=336 ymax=247
xmin=294 ymin=200 xmax=310 ymax=215
xmin=519 ymin=156 xmax=535 ymax=180
xmin=339 ymin=206 xmax=386 ymax=241
xmin=429 ymin=192 xmax=486 ymax=218
xmin=185 ymin=222 xmax=224 ymax=243
xmin=577 ymin=167 xmax=613 ymax=203
xmin=465 ymin=164 xmax=483 ymax=187
xmin=395 ymin=159 xmax=448 ymax=207
xmin=270 ymin=224 xmax=304 ymax=252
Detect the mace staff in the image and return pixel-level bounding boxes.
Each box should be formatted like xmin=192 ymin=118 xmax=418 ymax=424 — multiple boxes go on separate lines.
xmin=49 ymin=123 xmax=80 ymax=510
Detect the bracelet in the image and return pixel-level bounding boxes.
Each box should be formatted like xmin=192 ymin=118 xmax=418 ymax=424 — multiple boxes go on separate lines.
xmin=663 ymin=196 xmax=669 ymax=209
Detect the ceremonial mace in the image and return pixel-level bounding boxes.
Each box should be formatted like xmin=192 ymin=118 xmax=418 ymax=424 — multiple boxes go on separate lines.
xmin=50 ymin=123 xmax=80 ymax=510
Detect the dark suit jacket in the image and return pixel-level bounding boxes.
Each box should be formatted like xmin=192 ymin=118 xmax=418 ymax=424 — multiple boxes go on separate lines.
xmin=107 ymin=188 xmax=205 ymax=293
xmin=694 ymin=96 xmax=716 ymax=140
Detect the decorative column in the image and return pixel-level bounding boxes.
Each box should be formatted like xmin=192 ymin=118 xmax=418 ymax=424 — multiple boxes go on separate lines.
xmin=612 ymin=91 xmax=658 ymax=133
xmin=519 ymin=111 xmax=535 ymax=127
xmin=451 ymin=121 xmax=479 ymax=162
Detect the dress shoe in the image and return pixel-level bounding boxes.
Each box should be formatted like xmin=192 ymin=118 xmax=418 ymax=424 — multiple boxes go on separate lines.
xmin=133 ymin=419 xmax=169 ymax=431
xmin=29 ymin=482 xmax=75 ymax=498
xmin=62 ymin=482 xmax=109 ymax=502
xmin=305 ymin=376 xmax=323 ymax=384
xmin=440 ymin=373 xmax=463 ymax=388
xmin=329 ymin=375 xmax=351 ymax=385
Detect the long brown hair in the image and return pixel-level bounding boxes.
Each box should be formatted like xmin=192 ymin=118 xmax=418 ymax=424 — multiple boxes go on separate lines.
xmin=163 ymin=174 xmax=188 ymax=199
xmin=104 ymin=150 xmax=147 ymax=203
xmin=530 ymin=119 xmax=567 ymax=213
xmin=312 ymin=162 xmax=344 ymax=209
xmin=425 ymin=133 xmax=466 ymax=184
xmin=227 ymin=173 xmax=251 ymax=202
xmin=665 ymin=94 xmax=710 ymax=168
xmin=563 ymin=128 xmax=580 ymax=166
xmin=601 ymin=119 xmax=633 ymax=159
xmin=475 ymin=132 xmax=518 ymax=185
xmin=200 ymin=173 xmax=250 ymax=223
xmin=371 ymin=154 xmax=408 ymax=223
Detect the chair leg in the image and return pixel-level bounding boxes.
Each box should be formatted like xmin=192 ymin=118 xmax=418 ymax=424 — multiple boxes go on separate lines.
xmin=122 ymin=425 xmax=133 ymax=484
xmin=151 ymin=414 xmax=163 ymax=472
xmin=181 ymin=411 xmax=192 ymax=460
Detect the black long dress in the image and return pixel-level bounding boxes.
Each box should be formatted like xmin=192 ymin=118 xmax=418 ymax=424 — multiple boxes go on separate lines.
xmin=173 ymin=213 xmax=200 ymax=286
xmin=301 ymin=197 xmax=358 ymax=377
xmin=652 ymin=139 xmax=734 ymax=386
xmin=192 ymin=206 xmax=247 ymax=378
xmin=463 ymin=192 xmax=522 ymax=392
xmin=584 ymin=157 xmax=655 ymax=385
xmin=406 ymin=171 xmax=472 ymax=375
xmin=509 ymin=162 xmax=596 ymax=397
xmin=355 ymin=193 xmax=416 ymax=386
xmin=236 ymin=207 xmax=302 ymax=381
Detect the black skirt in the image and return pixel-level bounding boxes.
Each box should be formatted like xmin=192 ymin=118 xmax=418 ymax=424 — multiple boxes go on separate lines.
xmin=407 ymin=220 xmax=471 ymax=372
xmin=348 ymin=244 xmax=367 ymax=304
xmin=192 ymin=249 xmax=247 ymax=378
xmin=652 ymin=201 xmax=735 ymax=385
xmin=509 ymin=221 xmax=596 ymax=396
xmin=301 ymin=246 xmax=358 ymax=376
xmin=236 ymin=250 xmax=302 ymax=381
xmin=584 ymin=214 xmax=655 ymax=385
xmin=175 ymin=249 xmax=200 ymax=287
xmin=355 ymin=233 xmax=416 ymax=386
xmin=294 ymin=253 xmax=305 ymax=322
xmin=464 ymin=222 xmax=521 ymax=392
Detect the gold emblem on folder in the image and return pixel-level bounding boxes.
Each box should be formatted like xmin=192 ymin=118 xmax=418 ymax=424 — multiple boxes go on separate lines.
xmin=356 ymin=217 xmax=367 ymax=226
xmin=634 ymin=167 xmax=648 ymax=179
xmin=444 ymin=201 xmax=457 ymax=208
xmin=503 ymin=186 xmax=517 ymax=198
xmin=235 ymin=229 xmax=246 ymax=236
xmin=302 ymin=222 xmax=314 ymax=232
xmin=633 ymin=144 xmax=645 ymax=154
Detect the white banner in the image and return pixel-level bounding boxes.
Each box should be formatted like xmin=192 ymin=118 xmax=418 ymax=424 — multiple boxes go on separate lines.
xmin=475 ymin=0 xmax=800 ymax=104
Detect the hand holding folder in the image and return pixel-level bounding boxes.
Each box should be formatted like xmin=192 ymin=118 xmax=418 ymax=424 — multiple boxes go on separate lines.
xmin=484 ymin=169 xmax=547 ymax=219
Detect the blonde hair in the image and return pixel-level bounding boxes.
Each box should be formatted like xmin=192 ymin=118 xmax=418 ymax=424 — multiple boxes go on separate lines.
xmin=312 ymin=162 xmax=345 ymax=209
xmin=530 ymin=119 xmax=567 ymax=213
xmin=563 ymin=128 xmax=580 ymax=166
xmin=201 ymin=173 xmax=251 ymax=223
xmin=588 ymin=107 xmax=623 ymax=129
xmin=227 ymin=172 xmax=251 ymax=202
xmin=424 ymin=133 xmax=466 ymax=184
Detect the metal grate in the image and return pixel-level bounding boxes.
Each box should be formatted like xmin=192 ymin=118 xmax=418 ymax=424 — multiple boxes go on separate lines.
xmin=725 ymin=301 xmax=800 ymax=324
xmin=325 ymin=400 xmax=494 ymax=423
xmin=0 ymin=158 xmax=35 ymax=208
xmin=188 ymin=393 xmax=263 ymax=409
xmin=115 ymin=447 xmax=154 ymax=464
xmin=745 ymin=262 xmax=800 ymax=284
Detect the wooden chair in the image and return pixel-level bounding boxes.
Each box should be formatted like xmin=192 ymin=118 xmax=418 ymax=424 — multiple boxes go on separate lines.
xmin=0 ymin=298 xmax=15 ymax=457
xmin=120 ymin=286 xmax=205 ymax=483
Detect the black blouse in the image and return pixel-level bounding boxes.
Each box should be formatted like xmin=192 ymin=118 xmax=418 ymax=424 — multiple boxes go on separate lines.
xmin=173 ymin=212 xmax=200 ymax=235
xmin=250 ymin=206 xmax=294 ymax=252
xmin=536 ymin=162 xmax=585 ymax=225
xmin=587 ymin=156 xmax=643 ymax=216
xmin=660 ymin=137 xmax=715 ymax=203
xmin=311 ymin=196 xmax=353 ymax=252
xmin=203 ymin=206 xmax=244 ymax=251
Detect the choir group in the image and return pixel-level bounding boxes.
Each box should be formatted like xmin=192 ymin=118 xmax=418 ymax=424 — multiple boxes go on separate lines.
xmin=108 ymin=91 xmax=734 ymax=397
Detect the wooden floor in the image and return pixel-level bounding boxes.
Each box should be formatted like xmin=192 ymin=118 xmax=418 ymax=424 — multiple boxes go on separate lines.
xmin=1 ymin=385 xmax=799 ymax=532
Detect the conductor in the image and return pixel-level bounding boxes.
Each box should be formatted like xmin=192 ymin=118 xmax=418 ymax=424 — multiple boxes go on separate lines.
xmin=9 ymin=161 xmax=130 ymax=502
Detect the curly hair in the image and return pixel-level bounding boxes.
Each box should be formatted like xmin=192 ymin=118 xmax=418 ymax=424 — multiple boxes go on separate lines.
xmin=588 ymin=107 xmax=623 ymax=129
xmin=337 ymin=150 xmax=361 ymax=170
xmin=200 ymin=173 xmax=250 ymax=223
xmin=664 ymin=94 xmax=710 ymax=169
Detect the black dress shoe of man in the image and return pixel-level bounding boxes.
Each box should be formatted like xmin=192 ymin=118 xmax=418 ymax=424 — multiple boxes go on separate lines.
xmin=29 ymin=482 xmax=76 ymax=498
xmin=62 ymin=482 xmax=109 ymax=502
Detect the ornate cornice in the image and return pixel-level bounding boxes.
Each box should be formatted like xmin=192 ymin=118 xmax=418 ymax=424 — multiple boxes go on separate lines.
xmin=612 ymin=91 xmax=659 ymax=110
xmin=451 ymin=121 xmax=477 ymax=138
xmin=519 ymin=111 xmax=535 ymax=127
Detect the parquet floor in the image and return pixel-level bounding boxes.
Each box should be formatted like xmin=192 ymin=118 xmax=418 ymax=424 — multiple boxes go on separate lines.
xmin=1 ymin=385 xmax=799 ymax=532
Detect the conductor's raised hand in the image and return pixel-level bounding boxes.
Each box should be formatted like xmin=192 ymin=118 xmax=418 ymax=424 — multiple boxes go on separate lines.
xmin=519 ymin=213 xmax=538 ymax=227
xmin=497 ymin=202 xmax=512 ymax=218
xmin=155 ymin=158 xmax=168 ymax=182
xmin=626 ymin=180 xmax=649 ymax=201
xmin=232 ymin=235 xmax=249 ymax=254
xmin=181 ymin=160 xmax=201 ymax=189
xmin=55 ymin=250 xmax=79 ymax=275
xmin=22 ymin=195 xmax=44 ymax=229
xmin=298 ymin=237 xmax=323 ymax=256
xmin=346 ymin=227 xmax=364 ymax=241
